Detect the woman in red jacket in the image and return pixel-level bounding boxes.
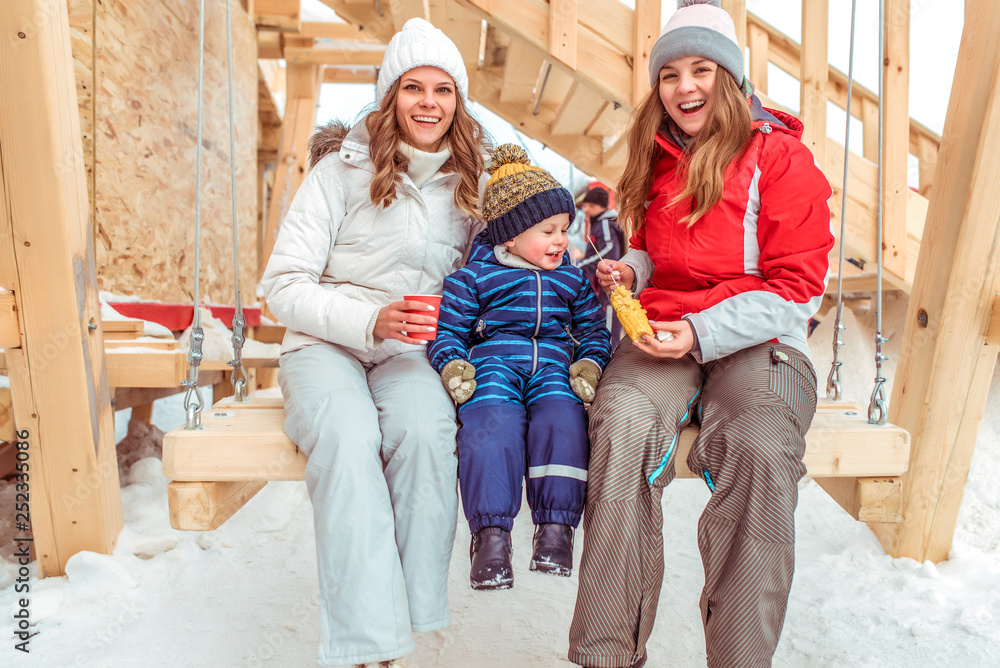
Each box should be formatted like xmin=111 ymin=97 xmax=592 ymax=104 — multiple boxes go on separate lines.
xmin=568 ymin=2 xmax=834 ymax=667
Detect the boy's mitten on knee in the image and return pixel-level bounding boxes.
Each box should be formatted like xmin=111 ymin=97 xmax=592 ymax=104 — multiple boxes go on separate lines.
xmin=441 ymin=359 xmax=477 ymax=404
xmin=569 ymin=359 xmax=601 ymax=403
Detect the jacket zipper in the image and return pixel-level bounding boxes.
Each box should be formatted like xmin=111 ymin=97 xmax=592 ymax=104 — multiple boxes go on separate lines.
xmin=531 ymin=272 xmax=542 ymax=375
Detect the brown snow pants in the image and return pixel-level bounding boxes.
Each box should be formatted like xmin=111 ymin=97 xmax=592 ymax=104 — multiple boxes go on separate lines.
xmin=568 ymin=340 xmax=817 ymax=668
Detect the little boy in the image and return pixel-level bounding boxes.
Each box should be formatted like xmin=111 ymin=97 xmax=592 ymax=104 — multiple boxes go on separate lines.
xmin=427 ymin=144 xmax=612 ymax=590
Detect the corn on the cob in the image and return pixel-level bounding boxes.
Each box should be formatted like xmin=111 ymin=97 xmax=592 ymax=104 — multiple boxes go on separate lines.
xmin=610 ymin=285 xmax=654 ymax=342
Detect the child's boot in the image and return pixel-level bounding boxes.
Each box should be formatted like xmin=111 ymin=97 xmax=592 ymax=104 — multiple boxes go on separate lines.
xmin=529 ymin=523 xmax=574 ymax=577
xmin=470 ymin=527 xmax=513 ymax=590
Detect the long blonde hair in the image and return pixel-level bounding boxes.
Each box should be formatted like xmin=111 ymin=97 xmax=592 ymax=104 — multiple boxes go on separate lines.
xmin=364 ymin=80 xmax=490 ymax=219
xmin=617 ymin=71 xmax=753 ymax=237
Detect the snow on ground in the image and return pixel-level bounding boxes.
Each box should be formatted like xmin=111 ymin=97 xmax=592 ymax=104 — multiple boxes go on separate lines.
xmin=2 ymin=295 xmax=999 ymax=667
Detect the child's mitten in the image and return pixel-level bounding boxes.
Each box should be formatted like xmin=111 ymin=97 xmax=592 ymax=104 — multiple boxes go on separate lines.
xmin=441 ymin=359 xmax=477 ymax=404
xmin=569 ymin=359 xmax=602 ymax=403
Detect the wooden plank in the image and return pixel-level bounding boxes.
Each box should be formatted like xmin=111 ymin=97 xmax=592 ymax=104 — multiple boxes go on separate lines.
xmin=632 ymin=0 xmax=659 ymax=107
xmin=298 ymin=21 xmax=379 ymax=41
xmin=881 ymin=0 xmax=910 ymax=282
xmin=322 ymin=66 xmax=378 ymax=84
xmin=747 ymin=23 xmax=769 ymax=94
xmin=250 ymin=324 xmax=286 ymax=344
xmin=814 ymin=477 xmax=904 ymax=523
xmin=549 ymin=0 xmax=578 ymax=70
xmin=986 ymin=294 xmax=1000 ymax=346
xmin=445 ymin=3 xmax=484 ymax=68
xmin=0 ymin=291 xmax=20 ymax=348
xmin=112 ymin=373 xmax=224 ymax=411
xmin=0 ymin=0 xmax=122 ymax=577
xmin=168 ymin=481 xmax=268 ymax=531
xmin=917 ymin=134 xmax=939 ymax=199
xmin=550 ymin=82 xmax=606 ymax=135
xmin=721 ymin=0 xmax=746 ymax=52
xmin=130 ymin=403 xmax=154 ymax=424
xmin=201 ymin=358 xmax=280 ymax=371
xmin=799 ymin=0 xmax=827 ymax=167
xmin=104 ymin=338 xmax=179 ymax=351
xmin=873 ymin=0 xmax=1000 ymax=563
xmin=387 ymin=0 xmax=429 ymax=32
xmin=105 ymin=350 xmax=188 ymax=389
xmin=255 ymin=0 xmax=302 ymax=32
xmin=499 ymin=41 xmax=544 ymax=104
xmin=260 ymin=64 xmax=320 ymax=278
xmin=579 ymin=0 xmax=631 ymax=58
xmin=258 ymin=29 xmax=283 ymax=59
xmin=283 ymin=43 xmax=385 ymax=66
xmin=101 ymin=319 xmax=144 ymax=334
xmin=163 ymin=405 xmax=910 ymax=482
xmin=0 ymin=387 xmax=15 ymax=442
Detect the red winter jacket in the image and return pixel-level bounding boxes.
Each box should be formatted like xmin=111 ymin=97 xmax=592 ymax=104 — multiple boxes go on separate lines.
xmin=622 ymin=102 xmax=834 ymax=363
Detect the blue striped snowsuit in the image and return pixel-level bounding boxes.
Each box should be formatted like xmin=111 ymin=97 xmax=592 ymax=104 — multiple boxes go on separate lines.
xmin=428 ymin=232 xmax=612 ymax=533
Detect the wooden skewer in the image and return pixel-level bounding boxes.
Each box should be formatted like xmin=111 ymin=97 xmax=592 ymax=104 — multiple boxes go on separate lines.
xmin=587 ymin=237 xmax=620 ymax=289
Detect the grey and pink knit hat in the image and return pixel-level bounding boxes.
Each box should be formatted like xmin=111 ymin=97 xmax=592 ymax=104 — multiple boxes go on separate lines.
xmin=648 ymin=0 xmax=744 ymax=88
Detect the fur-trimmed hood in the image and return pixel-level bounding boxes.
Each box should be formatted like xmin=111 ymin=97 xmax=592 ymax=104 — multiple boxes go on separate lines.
xmin=308 ymin=121 xmax=352 ymax=169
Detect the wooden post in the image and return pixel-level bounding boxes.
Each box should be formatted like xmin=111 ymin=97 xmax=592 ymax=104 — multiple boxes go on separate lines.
xmin=548 ymin=0 xmax=577 ymax=70
xmin=917 ymin=135 xmax=939 ymax=199
xmin=747 ymin=23 xmax=769 ymax=94
xmin=881 ymin=0 xmax=910 ymax=281
xmin=720 ymin=0 xmax=746 ymax=53
xmin=632 ymin=0 xmax=660 ymax=107
xmin=0 ymin=0 xmax=123 ymax=576
xmin=800 ymin=0 xmax=828 ymax=167
xmin=259 ymin=63 xmax=320 ymax=279
xmin=873 ymin=0 xmax=1000 ymax=563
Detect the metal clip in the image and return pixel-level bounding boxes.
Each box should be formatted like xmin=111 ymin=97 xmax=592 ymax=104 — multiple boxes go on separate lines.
xmin=229 ymin=311 xmax=249 ymax=402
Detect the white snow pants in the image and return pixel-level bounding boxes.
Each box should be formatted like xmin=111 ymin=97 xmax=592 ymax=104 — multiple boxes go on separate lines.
xmin=279 ymin=343 xmax=459 ymax=666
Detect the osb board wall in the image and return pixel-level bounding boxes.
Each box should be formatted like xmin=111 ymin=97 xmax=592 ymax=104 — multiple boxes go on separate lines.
xmin=68 ymin=0 xmax=257 ymax=305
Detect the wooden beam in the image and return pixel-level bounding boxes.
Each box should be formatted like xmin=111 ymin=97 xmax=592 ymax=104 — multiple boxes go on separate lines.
xmin=814 ymin=477 xmax=903 ymax=523
xmin=747 ymin=23 xmax=769 ymax=94
xmin=549 ymin=0 xmax=578 ymax=70
xmin=112 ymin=373 xmax=224 ymax=411
xmin=861 ymin=97 xmax=879 ymax=162
xmin=550 ymin=82 xmax=606 ymax=135
xmin=499 ymin=41 xmax=544 ymax=104
xmin=260 ymin=64 xmax=320 ymax=278
xmin=0 ymin=387 xmax=15 ymax=443
xmin=0 ymin=291 xmax=21 ymax=348
xmin=106 ymin=350 xmax=188 ymax=389
xmin=258 ymin=28 xmax=283 ymax=59
xmin=387 ymin=0 xmax=429 ymax=32
xmin=298 ymin=21 xmax=379 ymax=41
xmin=255 ymin=0 xmax=302 ymax=32
xmin=881 ymin=0 xmax=910 ymax=282
xmin=917 ymin=134 xmax=939 ymax=199
xmin=284 ymin=43 xmax=385 ymax=66
xmin=322 ymin=66 xmax=378 ymax=84
xmin=720 ymin=0 xmax=746 ymax=52
xmin=800 ymin=0 xmax=828 ymax=167
xmin=445 ymin=3 xmax=484 ymax=68
xmin=0 ymin=0 xmax=122 ymax=577
xmin=168 ymin=481 xmax=268 ymax=531
xmin=874 ymin=0 xmax=1000 ymax=563
xmin=632 ymin=0 xmax=659 ymax=107
xmin=986 ymin=294 xmax=1000 ymax=346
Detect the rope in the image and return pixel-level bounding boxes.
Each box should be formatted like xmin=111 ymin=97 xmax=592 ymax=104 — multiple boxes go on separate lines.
xmin=226 ymin=0 xmax=249 ymax=402
xmin=868 ymin=0 xmax=889 ymax=425
xmin=826 ymin=0 xmax=858 ymax=402
xmin=182 ymin=0 xmax=207 ymax=430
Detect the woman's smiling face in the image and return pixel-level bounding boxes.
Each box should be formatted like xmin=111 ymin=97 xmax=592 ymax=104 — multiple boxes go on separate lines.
xmin=394 ymin=66 xmax=457 ymax=152
xmin=658 ymin=56 xmax=719 ymax=137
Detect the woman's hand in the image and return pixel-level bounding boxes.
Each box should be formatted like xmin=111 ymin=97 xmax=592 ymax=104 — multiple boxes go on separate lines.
xmin=374 ymin=300 xmax=438 ymax=345
xmin=634 ymin=320 xmax=695 ymax=359
xmin=597 ymin=260 xmax=635 ymax=294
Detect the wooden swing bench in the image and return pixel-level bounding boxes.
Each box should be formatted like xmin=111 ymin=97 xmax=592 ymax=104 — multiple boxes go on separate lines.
xmin=162 ymin=394 xmax=911 ymax=531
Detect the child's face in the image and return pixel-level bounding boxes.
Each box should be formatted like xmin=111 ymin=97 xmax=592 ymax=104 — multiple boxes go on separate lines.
xmin=504 ymin=213 xmax=571 ymax=271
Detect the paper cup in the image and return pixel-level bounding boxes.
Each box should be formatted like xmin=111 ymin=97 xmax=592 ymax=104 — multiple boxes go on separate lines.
xmin=403 ymin=294 xmax=442 ymax=341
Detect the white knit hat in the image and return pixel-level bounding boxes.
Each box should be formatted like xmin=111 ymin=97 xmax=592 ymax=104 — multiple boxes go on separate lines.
xmin=648 ymin=0 xmax=744 ymax=88
xmin=376 ymin=18 xmax=469 ymax=105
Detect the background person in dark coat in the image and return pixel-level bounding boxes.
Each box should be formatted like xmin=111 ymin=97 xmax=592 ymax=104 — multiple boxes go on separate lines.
xmin=575 ymin=187 xmax=625 ymax=342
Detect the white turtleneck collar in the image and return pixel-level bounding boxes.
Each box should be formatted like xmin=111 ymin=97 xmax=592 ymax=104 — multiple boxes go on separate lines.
xmin=493 ymin=244 xmax=545 ymax=271
xmin=399 ymin=141 xmax=452 ymax=188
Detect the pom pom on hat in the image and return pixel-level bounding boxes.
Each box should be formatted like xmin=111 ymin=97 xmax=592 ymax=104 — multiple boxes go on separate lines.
xmin=483 ymin=144 xmax=576 ymax=246
xmin=648 ymin=0 xmax=744 ymax=88
xmin=377 ymin=18 xmax=469 ymax=104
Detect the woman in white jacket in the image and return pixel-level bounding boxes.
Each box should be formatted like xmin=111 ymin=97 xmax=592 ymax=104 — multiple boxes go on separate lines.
xmin=260 ymin=19 xmax=490 ymax=668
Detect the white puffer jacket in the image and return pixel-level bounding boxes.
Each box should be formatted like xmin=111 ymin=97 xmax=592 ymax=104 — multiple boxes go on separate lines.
xmin=261 ymin=122 xmax=486 ymax=363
